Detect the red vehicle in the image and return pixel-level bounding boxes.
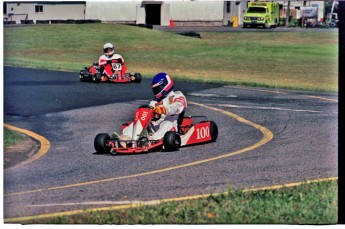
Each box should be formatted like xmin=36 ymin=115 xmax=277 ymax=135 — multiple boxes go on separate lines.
xmin=94 ymin=106 xmax=218 ymax=155
xmin=79 ymin=59 xmax=141 ymax=83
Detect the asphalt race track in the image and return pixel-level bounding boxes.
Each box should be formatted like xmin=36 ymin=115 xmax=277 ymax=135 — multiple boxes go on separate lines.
xmin=4 ymin=66 xmax=338 ymax=221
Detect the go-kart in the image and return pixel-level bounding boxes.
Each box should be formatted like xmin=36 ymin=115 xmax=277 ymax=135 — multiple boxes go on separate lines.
xmin=79 ymin=59 xmax=141 ymax=83
xmin=94 ymin=106 xmax=218 ymax=155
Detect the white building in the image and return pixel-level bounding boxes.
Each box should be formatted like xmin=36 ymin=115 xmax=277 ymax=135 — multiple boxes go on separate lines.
xmin=3 ymin=1 xmax=246 ymax=26
xmin=85 ymin=1 xmax=246 ymax=26
xmin=3 ymin=1 xmax=325 ymax=26
xmin=4 ymin=1 xmax=86 ymax=24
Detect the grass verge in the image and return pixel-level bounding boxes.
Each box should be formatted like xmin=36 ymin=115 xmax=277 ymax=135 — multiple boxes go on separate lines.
xmin=24 ymin=179 xmax=337 ymax=224
xmin=3 ymin=24 xmax=338 ymax=91
xmin=4 ymin=127 xmax=26 ymax=147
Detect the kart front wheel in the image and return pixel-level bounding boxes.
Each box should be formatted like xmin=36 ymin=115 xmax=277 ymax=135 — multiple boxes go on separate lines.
xmin=79 ymin=70 xmax=88 ymax=82
xmin=94 ymin=133 xmax=111 ymax=154
xmin=92 ymin=73 xmax=101 ymax=83
xmin=163 ymin=131 xmax=181 ymax=151
xmin=133 ymin=73 xmax=142 ymax=83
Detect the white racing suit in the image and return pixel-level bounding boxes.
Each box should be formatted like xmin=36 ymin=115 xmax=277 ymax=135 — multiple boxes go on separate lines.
xmin=99 ymin=54 xmax=125 ymax=66
xmin=123 ymin=90 xmax=187 ymax=140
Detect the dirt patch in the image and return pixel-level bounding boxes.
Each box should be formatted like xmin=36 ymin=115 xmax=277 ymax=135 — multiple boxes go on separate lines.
xmin=4 ymin=138 xmax=40 ymax=169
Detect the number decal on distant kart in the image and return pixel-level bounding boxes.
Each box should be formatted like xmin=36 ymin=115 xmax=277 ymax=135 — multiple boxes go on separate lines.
xmin=196 ymin=126 xmax=210 ymax=139
xmin=112 ymin=63 xmax=122 ymax=70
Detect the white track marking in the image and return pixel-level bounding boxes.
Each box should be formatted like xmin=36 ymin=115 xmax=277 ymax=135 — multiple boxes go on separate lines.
xmin=215 ymin=103 xmax=337 ymax=114
xmin=188 ymin=93 xmax=237 ymax=98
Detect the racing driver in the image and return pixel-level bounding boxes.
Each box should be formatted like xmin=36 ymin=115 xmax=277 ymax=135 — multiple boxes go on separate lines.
xmin=148 ymin=72 xmax=187 ymax=140
xmin=98 ymin=42 xmax=129 ymax=80
xmin=120 ymin=72 xmax=187 ymax=142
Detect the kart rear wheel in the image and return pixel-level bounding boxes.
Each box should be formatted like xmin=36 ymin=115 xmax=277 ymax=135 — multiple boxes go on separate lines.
xmin=92 ymin=73 xmax=101 ymax=83
xmin=209 ymin=121 xmax=218 ymax=142
xmin=133 ymin=73 xmax=142 ymax=83
xmin=94 ymin=133 xmax=111 ymax=154
xmin=163 ymin=131 xmax=181 ymax=151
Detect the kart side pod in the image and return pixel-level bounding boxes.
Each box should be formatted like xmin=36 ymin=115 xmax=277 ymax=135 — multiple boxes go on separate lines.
xmin=180 ymin=120 xmax=218 ymax=146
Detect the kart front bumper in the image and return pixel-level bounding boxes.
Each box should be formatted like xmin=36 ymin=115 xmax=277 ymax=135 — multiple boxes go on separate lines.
xmin=107 ymin=139 xmax=163 ymax=154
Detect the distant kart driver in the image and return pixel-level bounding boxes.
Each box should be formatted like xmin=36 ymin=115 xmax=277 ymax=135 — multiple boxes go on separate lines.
xmin=119 ymin=72 xmax=187 ymax=142
xmin=98 ymin=42 xmax=130 ymax=80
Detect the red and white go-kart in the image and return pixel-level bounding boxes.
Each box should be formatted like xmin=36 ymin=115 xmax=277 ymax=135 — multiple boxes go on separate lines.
xmin=94 ymin=106 xmax=218 ymax=155
xmin=79 ymin=59 xmax=141 ymax=83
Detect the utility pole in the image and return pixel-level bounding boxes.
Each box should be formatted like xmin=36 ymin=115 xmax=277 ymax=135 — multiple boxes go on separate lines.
xmin=285 ymin=1 xmax=291 ymax=27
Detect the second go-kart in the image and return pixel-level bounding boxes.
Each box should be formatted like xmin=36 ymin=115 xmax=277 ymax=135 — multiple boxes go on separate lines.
xmin=94 ymin=106 xmax=218 ymax=155
xmin=79 ymin=58 xmax=141 ymax=83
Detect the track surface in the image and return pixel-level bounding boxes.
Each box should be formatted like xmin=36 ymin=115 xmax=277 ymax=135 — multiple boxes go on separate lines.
xmin=4 ymin=66 xmax=338 ymax=221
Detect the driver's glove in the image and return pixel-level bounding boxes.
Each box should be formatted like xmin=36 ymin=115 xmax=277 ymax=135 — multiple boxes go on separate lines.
xmin=153 ymin=105 xmax=167 ymax=115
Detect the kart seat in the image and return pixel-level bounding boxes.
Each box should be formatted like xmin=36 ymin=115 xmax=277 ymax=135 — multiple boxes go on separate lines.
xmin=177 ymin=111 xmax=185 ymax=134
xmin=177 ymin=111 xmax=185 ymax=126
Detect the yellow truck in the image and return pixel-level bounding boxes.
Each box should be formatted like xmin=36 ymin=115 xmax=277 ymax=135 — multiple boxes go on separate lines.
xmin=243 ymin=1 xmax=279 ymax=28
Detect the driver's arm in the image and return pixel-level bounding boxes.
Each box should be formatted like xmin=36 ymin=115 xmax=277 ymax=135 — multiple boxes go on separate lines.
xmin=153 ymin=93 xmax=187 ymax=116
xmin=99 ymin=56 xmax=107 ymax=66
xmin=166 ymin=96 xmax=186 ymax=115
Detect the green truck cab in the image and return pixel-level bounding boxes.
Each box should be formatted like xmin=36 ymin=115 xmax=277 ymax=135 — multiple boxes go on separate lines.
xmin=243 ymin=2 xmax=279 ymax=28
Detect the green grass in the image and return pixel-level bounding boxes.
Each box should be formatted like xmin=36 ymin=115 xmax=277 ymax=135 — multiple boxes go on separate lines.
xmin=25 ymin=180 xmax=337 ymax=224
xmin=3 ymin=24 xmax=338 ymax=91
xmin=4 ymin=127 xmax=26 ymax=147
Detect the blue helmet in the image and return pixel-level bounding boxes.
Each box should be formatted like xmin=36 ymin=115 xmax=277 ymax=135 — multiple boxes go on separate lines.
xmin=151 ymin=72 xmax=174 ymax=100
